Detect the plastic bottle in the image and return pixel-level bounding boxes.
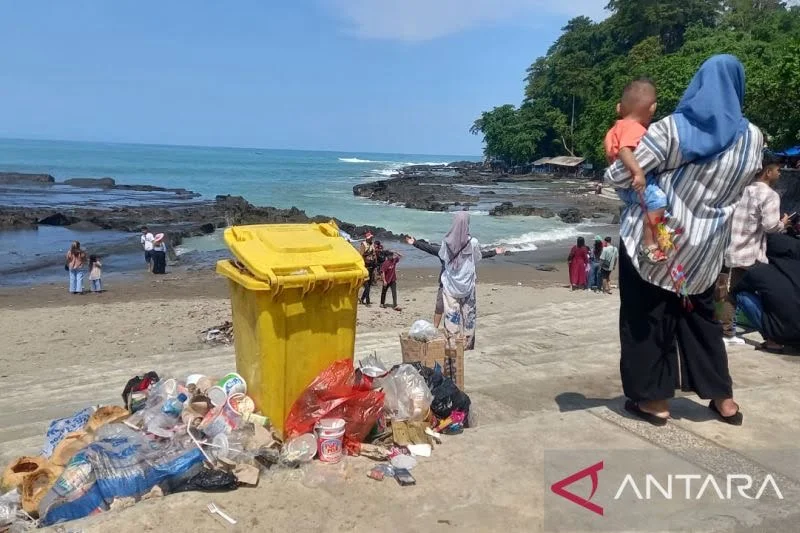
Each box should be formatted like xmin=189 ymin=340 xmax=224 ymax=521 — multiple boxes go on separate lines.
xmin=146 ymin=393 xmax=187 ymax=437
xmin=162 ymin=393 xmax=188 ymax=417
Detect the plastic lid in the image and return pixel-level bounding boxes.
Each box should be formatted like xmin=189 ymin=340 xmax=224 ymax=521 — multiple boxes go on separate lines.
xmin=177 ymin=393 xmax=188 ymax=402
xmin=221 ymin=222 xmax=367 ymax=288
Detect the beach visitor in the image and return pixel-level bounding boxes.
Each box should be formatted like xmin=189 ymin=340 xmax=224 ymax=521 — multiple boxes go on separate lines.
xmin=380 ymin=251 xmax=402 ymax=310
xmin=717 ymin=152 xmax=789 ymax=348
xmin=141 ymin=227 xmax=154 ymax=272
xmin=567 ymin=237 xmax=589 ymax=290
xmin=65 ymin=241 xmax=87 ymax=295
xmin=437 ymin=211 xmax=497 ymax=350
xmin=405 ymin=233 xmax=503 ymax=328
xmin=589 ymin=236 xmax=604 ymax=292
xmin=151 ymin=233 xmax=167 ymax=275
xmin=605 ymin=78 xmax=668 ymax=264
xmin=605 ymin=55 xmax=764 ymax=426
xmin=359 ymin=231 xmax=377 ymax=305
xmin=599 ymin=236 xmax=619 ymax=294
xmin=88 ymin=255 xmax=103 ymax=293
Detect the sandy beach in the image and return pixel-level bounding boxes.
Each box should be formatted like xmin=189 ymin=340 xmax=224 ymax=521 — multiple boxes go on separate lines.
xmin=4 ymin=259 xmax=800 ymax=532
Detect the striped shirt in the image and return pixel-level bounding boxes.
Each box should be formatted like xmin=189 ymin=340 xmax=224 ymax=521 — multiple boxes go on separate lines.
xmin=605 ymin=116 xmax=764 ymax=295
xmin=725 ymin=181 xmax=784 ymax=268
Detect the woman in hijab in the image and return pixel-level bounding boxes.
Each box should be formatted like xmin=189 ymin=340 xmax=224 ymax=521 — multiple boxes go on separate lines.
xmin=438 ymin=211 xmax=499 ymax=351
xmin=605 ymin=55 xmax=763 ymax=427
xmin=567 ymin=237 xmax=589 ymax=290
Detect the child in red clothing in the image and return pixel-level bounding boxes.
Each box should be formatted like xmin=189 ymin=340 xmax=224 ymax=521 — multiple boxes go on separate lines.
xmin=380 ymin=251 xmax=402 ymax=310
xmin=604 ymin=78 xmax=667 ymax=264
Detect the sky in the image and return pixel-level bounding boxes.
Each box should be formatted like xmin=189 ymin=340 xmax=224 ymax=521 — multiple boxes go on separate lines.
xmin=0 ymin=1 xmax=607 ymax=156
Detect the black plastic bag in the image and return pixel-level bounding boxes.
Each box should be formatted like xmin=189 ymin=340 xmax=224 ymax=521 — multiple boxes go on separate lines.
xmin=409 ymin=362 xmax=471 ymax=421
xmin=172 ymin=468 xmax=239 ymax=493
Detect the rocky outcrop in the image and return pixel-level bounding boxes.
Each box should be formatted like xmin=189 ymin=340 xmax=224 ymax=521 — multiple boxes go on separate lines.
xmin=62 ymin=177 xmax=199 ymax=198
xmin=489 ymin=202 xmax=555 ymax=218
xmin=63 ymin=177 xmax=116 ymax=188
xmin=558 ymin=207 xmax=583 ymax=224
xmin=0 ymin=172 xmax=55 ymax=184
xmin=353 ymin=176 xmax=475 ymax=212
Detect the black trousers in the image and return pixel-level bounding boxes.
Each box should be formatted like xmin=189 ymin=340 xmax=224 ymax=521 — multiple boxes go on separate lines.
xmin=151 ymin=250 xmax=167 ymax=274
xmin=619 ymin=243 xmax=733 ymax=402
xmin=381 ymin=281 xmax=397 ymax=307
xmin=361 ymin=266 xmax=375 ymax=303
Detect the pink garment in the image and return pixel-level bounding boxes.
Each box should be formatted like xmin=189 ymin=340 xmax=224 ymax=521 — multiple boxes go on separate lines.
xmin=568 ymin=245 xmax=589 ymax=287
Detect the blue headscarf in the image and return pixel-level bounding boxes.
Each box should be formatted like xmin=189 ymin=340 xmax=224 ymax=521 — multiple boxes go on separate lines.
xmin=673 ymin=54 xmax=749 ymax=163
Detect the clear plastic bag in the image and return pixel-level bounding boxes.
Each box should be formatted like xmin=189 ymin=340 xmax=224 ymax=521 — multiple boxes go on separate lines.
xmin=378 ymin=364 xmax=433 ymax=421
xmin=409 ymin=320 xmax=438 ymax=342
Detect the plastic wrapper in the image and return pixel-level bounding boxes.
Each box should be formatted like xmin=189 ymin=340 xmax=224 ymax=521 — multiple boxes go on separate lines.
xmin=408 ymin=320 xmax=438 ymax=342
xmin=378 ymin=364 xmax=433 ymax=421
xmin=38 ymin=424 xmax=204 ymax=526
xmin=284 ymin=359 xmax=384 ymax=455
xmin=41 ymin=408 xmax=94 ymax=458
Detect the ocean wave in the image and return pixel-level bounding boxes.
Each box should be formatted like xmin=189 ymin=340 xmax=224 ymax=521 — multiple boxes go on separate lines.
xmin=495 ymin=227 xmax=587 ymax=252
xmin=370 ymin=169 xmax=398 ymax=177
xmin=339 ymin=157 xmax=383 ymax=163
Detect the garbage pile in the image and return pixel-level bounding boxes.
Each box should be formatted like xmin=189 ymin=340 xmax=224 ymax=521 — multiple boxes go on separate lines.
xmin=1 ymin=355 xmax=470 ymax=529
xmin=202 ymin=321 xmax=234 ymax=345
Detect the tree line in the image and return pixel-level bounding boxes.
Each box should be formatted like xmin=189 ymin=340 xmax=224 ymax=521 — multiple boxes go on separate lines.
xmin=471 ymin=0 xmax=800 ymax=168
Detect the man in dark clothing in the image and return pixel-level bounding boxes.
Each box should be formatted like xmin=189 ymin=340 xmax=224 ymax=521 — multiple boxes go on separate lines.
xmin=405 ymin=235 xmax=502 ymax=328
xmin=731 ymin=234 xmax=800 ymax=352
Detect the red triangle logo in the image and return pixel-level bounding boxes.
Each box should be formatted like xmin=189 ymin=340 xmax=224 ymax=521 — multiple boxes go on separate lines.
xmin=550 ymin=461 xmax=604 ymax=516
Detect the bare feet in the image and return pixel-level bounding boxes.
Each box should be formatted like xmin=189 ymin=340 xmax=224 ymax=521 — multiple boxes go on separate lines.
xmin=712 ymin=398 xmax=739 ymax=418
xmin=639 ymin=399 xmax=670 ymax=419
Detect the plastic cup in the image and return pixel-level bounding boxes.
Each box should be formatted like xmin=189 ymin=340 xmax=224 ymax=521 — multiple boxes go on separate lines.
xmin=207 ymin=386 xmax=228 ymax=407
xmin=218 ymin=373 xmax=247 ymax=396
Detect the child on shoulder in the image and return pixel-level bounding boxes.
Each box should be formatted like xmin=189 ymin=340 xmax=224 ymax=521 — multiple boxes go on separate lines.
xmin=380 ymin=250 xmax=402 ymax=311
xmin=604 ymin=77 xmax=668 ymax=264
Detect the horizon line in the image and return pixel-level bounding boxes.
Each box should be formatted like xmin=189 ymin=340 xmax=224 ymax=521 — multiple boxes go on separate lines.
xmin=0 ymin=135 xmax=483 ymax=159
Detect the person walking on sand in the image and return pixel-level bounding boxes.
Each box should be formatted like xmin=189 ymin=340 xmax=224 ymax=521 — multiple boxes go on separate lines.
xmin=716 ymin=152 xmax=789 ymax=350
xmin=141 ymin=227 xmax=154 ymax=272
xmin=65 ymin=241 xmax=87 ymax=294
xmin=88 ymin=255 xmax=103 ymax=293
xmin=359 ymin=231 xmax=377 ymax=305
xmin=599 ymin=236 xmax=619 ymax=294
xmin=605 ymin=55 xmax=764 ymax=427
xmin=589 ymin=236 xmax=604 ymax=292
xmin=567 ymin=237 xmax=589 ymax=290
xmin=380 ymin=250 xmax=402 ymax=310
xmin=405 ymin=232 xmax=503 ymax=329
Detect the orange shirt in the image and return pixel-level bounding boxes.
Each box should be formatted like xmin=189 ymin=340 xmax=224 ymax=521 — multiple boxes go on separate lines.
xmin=604 ymin=119 xmax=647 ymax=163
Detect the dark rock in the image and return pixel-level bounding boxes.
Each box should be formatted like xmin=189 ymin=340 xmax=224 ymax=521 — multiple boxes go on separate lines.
xmin=63 ymin=177 xmax=116 ymax=188
xmin=200 ymin=223 xmax=216 ymax=234
xmin=490 ymin=202 xmax=555 ymax=218
xmin=0 ymin=172 xmax=55 ymax=185
xmin=484 ymin=190 xmax=497 ymax=195
xmin=353 ymin=175 xmax=475 ymax=212
xmin=38 ymin=213 xmax=78 ymax=226
xmin=558 ymin=207 xmax=583 ymax=224
xmin=536 ymin=264 xmax=558 ymax=272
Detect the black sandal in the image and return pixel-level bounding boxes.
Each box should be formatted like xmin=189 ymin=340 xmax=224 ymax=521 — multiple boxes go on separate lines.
xmin=709 ymin=400 xmax=743 ymax=426
xmin=624 ymin=400 xmax=668 ymax=426
xmin=756 ymin=341 xmax=785 ymax=354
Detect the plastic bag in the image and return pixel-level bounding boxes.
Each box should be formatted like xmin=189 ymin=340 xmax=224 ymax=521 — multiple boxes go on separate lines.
xmin=38 ymin=424 xmax=203 ymax=526
xmin=409 ymin=320 xmax=438 ymax=342
xmin=412 ymin=363 xmax=471 ymax=420
xmin=172 ymin=469 xmax=238 ymax=493
xmin=41 ymin=408 xmax=94 ymax=458
xmin=284 ymin=359 xmax=384 ymax=455
xmin=378 ymin=365 xmax=433 ymax=421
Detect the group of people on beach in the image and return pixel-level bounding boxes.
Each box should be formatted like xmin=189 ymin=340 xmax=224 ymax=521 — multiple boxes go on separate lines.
xmin=358 ymin=231 xmax=402 ymax=310
xmin=567 ymin=235 xmax=619 ymax=293
xmin=64 ymin=241 xmax=103 ymax=295
xmin=604 ymin=53 xmax=794 ymax=427
xmin=140 ymin=227 xmax=168 ymax=275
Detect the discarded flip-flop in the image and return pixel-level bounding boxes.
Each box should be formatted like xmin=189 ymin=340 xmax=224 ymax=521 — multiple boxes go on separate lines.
xmin=755 ymin=341 xmax=785 ymax=355
xmin=708 ymin=400 xmax=743 ymax=426
xmin=624 ymin=399 xmax=668 ymax=426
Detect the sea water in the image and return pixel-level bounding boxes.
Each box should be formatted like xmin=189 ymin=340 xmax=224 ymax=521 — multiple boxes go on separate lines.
xmin=0 ymin=138 xmax=601 ymax=285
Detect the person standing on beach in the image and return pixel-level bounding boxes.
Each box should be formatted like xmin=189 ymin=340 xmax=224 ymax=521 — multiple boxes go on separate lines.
xmin=65 ymin=241 xmax=87 ymax=294
xmin=151 ymin=233 xmax=167 ymax=274
xmin=88 ymin=255 xmax=103 ymax=293
xmin=405 ymin=233 xmax=503 ymax=329
xmin=717 ymin=152 xmax=789 ymax=349
xmin=380 ymin=251 xmax=402 ymax=310
xmin=567 ymin=237 xmax=589 ymax=290
xmin=589 ymin=236 xmax=605 ymax=292
xmin=359 ymin=232 xmax=377 ymax=305
xmin=141 ymin=227 xmax=154 ymax=272
xmin=599 ymin=236 xmax=619 ymax=294
xmin=605 ymin=55 xmax=763 ymax=426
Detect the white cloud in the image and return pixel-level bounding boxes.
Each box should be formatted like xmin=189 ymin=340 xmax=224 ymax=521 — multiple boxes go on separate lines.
xmin=321 ymin=0 xmax=608 ymax=42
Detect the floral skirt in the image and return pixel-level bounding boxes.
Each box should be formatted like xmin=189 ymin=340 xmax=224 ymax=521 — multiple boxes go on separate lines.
xmin=442 ymin=288 xmax=477 ymax=351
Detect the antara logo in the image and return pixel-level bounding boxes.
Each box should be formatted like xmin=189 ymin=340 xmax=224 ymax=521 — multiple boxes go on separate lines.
xmin=551 ymin=461 xmax=784 ymax=516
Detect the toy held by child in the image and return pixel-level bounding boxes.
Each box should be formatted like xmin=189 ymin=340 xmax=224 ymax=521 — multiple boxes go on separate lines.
xmin=604 ymin=78 xmax=669 ymax=264
xmin=88 ymin=255 xmax=103 ymax=293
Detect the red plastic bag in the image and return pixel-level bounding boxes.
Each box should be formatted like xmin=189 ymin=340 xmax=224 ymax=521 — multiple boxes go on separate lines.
xmin=285 ymin=359 xmax=384 ymax=455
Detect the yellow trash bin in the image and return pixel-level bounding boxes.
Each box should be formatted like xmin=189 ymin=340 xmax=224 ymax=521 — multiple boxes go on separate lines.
xmin=215 ymin=222 xmax=367 ymax=437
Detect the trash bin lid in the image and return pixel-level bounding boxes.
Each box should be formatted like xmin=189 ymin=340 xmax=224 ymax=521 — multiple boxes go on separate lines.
xmin=221 ymin=222 xmax=367 ymax=290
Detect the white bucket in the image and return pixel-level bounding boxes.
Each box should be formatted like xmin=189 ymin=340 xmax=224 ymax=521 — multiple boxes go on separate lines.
xmin=314 ymin=418 xmax=346 ymax=463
